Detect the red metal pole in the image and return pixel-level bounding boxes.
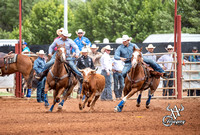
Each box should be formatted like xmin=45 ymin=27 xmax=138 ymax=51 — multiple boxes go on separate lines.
xmin=177 ymin=15 xmax=182 ymax=99
xmin=15 ymin=0 xmax=22 ymax=98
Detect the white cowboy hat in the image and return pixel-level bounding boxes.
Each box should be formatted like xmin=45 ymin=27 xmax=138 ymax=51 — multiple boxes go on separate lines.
xmin=165 ymin=44 xmax=174 ymax=51
xmin=122 ymin=35 xmax=132 ymax=42
xmin=101 ymin=45 xmax=113 ymax=53
xmin=146 ymin=44 xmax=156 ymax=51
xmin=61 ymin=30 xmax=72 ymax=37
xmin=90 ymin=44 xmax=99 ymax=50
xmin=37 ymin=50 xmax=45 ymax=55
xmin=76 ymin=29 xmax=85 ymax=35
xmin=80 ymin=47 xmax=89 ymax=54
xmin=56 ymin=28 xmax=64 ymax=36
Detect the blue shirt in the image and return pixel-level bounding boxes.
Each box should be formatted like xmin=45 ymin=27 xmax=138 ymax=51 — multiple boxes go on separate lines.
xmin=33 ymin=57 xmax=46 ymax=74
xmin=114 ymin=43 xmax=139 ymax=63
xmin=188 ymin=55 xmax=200 ymax=62
xmin=49 ymin=38 xmax=80 ymax=56
xmin=22 ymin=47 xmax=30 ymax=52
xmin=72 ymin=36 xmax=91 ymax=53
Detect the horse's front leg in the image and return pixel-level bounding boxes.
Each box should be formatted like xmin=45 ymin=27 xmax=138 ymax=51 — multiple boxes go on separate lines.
xmin=49 ymin=90 xmax=58 ymax=112
xmin=146 ymin=89 xmax=156 ymax=109
xmin=114 ymin=87 xmax=138 ymax=112
xmin=136 ymin=91 xmax=143 ymax=107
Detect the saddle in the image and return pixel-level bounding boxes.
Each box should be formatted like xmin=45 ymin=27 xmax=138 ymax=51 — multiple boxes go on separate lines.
xmin=0 ymin=52 xmax=17 ymax=68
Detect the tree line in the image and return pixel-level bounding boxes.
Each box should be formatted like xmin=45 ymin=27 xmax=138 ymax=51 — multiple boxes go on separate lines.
xmin=0 ymin=0 xmax=199 ymax=45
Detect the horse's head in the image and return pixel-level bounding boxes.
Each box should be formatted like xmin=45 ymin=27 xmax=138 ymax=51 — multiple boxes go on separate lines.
xmin=131 ymin=47 xmax=143 ymax=68
xmin=56 ymin=43 xmax=66 ymax=63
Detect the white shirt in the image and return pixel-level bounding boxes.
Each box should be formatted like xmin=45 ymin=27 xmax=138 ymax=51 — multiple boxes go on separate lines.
xmin=157 ymin=54 xmax=174 ymax=70
xmin=100 ymin=52 xmax=112 ymax=73
xmin=112 ymin=58 xmax=124 ymax=71
xmin=143 ymin=51 xmax=157 ymax=62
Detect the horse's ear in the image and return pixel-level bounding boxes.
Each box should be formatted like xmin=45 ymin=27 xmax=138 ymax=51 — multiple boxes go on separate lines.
xmin=133 ymin=46 xmax=135 ymax=51
xmin=140 ymin=47 xmax=143 ymax=52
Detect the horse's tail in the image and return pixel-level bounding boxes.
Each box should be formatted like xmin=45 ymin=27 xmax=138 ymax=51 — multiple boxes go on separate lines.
xmin=27 ymin=68 xmax=35 ymax=89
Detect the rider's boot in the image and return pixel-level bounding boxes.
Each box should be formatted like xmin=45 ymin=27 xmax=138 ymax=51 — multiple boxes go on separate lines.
xmin=35 ymin=69 xmax=49 ymax=81
xmin=162 ymin=72 xmax=170 ymax=79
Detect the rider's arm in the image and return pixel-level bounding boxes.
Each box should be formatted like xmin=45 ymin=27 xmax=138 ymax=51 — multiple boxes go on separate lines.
xmin=48 ymin=40 xmax=57 ymax=55
xmin=114 ymin=46 xmax=121 ymax=60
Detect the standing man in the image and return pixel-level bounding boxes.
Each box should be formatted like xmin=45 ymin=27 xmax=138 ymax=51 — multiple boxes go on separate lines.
xmin=112 ymin=58 xmax=124 ymax=100
xmin=188 ymin=46 xmax=200 ymax=96
xmin=143 ymin=44 xmax=157 ymax=62
xmin=22 ymin=42 xmax=30 ymax=53
xmin=72 ymin=29 xmax=91 ymax=53
xmin=88 ymin=44 xmax=102 ymax=73
xmin=35 ymin=29 xmax=83 ymax=85
xmin=157 ymin=45 xmax=174 ymax=97
xmin=76 ymin=48 xmax=95 ymax=97
xmin=114 ymin=35 xmax=168 ymax=79
xmin=33 ymin=50 xmax=46 ymax=102
xmin=100 ymin=45 xmax=113 ymax=101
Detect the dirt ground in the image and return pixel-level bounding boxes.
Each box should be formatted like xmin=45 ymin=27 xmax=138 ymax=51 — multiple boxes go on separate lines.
xmin=0 ymin=97 xmax=199 ymax=135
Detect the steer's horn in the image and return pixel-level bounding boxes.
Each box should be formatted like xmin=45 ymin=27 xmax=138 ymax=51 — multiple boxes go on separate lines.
xmin=180 ymin=104 xmax=184 ymax=111
xmin=77 ymin=68 xmax=84 ymax=72
xmin=166 ymin=104 xmax=170 ymax=111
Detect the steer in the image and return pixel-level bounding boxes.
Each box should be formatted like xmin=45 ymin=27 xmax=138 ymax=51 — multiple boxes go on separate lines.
xmin=79 ymin=68 xmax=105 ymax=112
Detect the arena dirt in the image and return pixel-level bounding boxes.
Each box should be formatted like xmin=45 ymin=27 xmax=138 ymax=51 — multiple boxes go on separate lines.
xmin=0 ymin=97 xmax=199 ymax=135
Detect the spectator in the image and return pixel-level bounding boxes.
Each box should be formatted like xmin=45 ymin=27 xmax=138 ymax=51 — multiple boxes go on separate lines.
xmin=112 ymin=58 xmax=124 ymax=100
xmin=72 ymin=29 xmax=91 ymax=53
xmin=157 ymin=45 xmax=174 ymax=97
xmin=76 ymin=48 xmax=95 ymax=97
xmin=188 ymin=46 xmax=200 ymax=96
xmin=88 ymin=44 xmax=102 ymax=73
xmin=22 ymin=42 xmax=30 ymax=53
xmin=100 ymin=45 xmax=113 ymax=101
xmin=33 ymin=50 xmax=46 ymax=102
xmin=144 ymin=44 xmax=156 ymax=62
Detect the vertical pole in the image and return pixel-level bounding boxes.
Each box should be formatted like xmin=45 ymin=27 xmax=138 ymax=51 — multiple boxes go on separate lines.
xmin=177 ymin=15 xmax=182 ymax=99
xmin=174 ymin=0 xmax=177 ymax=50
xmin=15 ymin=0 xmax=22 ymax=98
xmin=64 ymin=0 xmax=68 ymax=31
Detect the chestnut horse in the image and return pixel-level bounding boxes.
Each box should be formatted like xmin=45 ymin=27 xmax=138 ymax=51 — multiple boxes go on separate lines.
xmin=0 ymin=52 xmax=34 ymax=89
xmin=114 ymin=47 xmax=160 ymax=112
xmin=43 ymin=44 xmax=77 ymax=112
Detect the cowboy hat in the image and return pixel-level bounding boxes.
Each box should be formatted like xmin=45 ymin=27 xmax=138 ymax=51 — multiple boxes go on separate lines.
xmin=56 ymin=28 xmax=64 ymax=36
xmin=90 ymin=44 xmax=99 ymax=50
xmin=165 ymin=45 xmax=174 ymax=51
xmin=146 ymin=44 xmax=156 ymax=51
xmin=36 ymin=50 xmax=45 ymax=55
xmin=122 ymin=35 xmax=132 ymax=42
xmin=61 ymin=30 xmax=72 ymax=37
xmin=101 ymin=45 xmax=113 ymax=53
xmin=80 ymin=47 xmax=89 ymax=54
xmin=76 ymin=29 xmax=85 ymax=35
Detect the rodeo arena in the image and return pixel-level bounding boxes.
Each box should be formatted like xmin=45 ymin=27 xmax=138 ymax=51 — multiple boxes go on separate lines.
xmin=0 ymin=1 xmax=200 ymax=135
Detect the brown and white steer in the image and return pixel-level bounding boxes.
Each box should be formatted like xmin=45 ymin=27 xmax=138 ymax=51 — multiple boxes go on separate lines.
xmin=79 ymin=68 xmax=105 ymax=112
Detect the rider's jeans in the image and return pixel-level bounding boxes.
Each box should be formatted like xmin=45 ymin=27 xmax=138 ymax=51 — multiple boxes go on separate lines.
xmin=143 ymin=57 xmax=164 ymax=73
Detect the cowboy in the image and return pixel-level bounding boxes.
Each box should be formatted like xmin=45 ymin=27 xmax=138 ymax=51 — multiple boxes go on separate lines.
xmin=100 ymin=45 xmax=113 ymax=101
xmin=72 ymin=29 xmax=91 ymax=53
xmin=143 ymin=44 xmax=157 ymax=62
xmin=35 ymin=29 xmax=84 ymax=84
xmin=22 ymin=42 xmax=30 ymax=53
xmin=33 ymin=50 xmax=46 ymax=102
xmin=88 ymin=44 xmax=102 ymax=73
xmin=53 ymin=28 xmax=65 ymax=52
xmin=76 ymin=48 xmax=95 ymax=97
xmin=157 ymin=45 xmax=174 ymax=97
xmin=114 ymin=35 xmax=169 ymax=78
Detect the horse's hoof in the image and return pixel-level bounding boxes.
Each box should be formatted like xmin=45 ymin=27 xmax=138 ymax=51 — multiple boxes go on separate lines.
xmin=146 ymin=104 xmax=150 ymax=109
xmin=57 ymin=104 xmax=63 ymax=110
xmin=136 ymin=104 xmax=140 ymax=107
xmin=114 ymin=106 xmax=122 ymax=112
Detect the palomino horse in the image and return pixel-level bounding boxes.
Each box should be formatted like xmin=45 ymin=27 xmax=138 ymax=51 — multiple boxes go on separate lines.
xmin=114 ymin=47 xmax=160 ymax=112
xmin=44 ymin=44 xmax=77 ymax=112
xmin=0 ymin=52 xmax=34 ymax=89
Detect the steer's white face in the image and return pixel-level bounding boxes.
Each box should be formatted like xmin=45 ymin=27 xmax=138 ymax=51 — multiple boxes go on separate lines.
xmin=131 ymin=51 xmax=139 ymax=68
